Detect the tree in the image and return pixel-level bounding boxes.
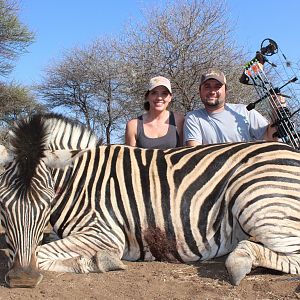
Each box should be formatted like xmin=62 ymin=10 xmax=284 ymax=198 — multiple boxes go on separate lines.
xmin=118 ymin=0 xmax=252 ymax=114
xmin=36 ymin=40 xmax=129 ymax=144
xmin=36 ymin=51 xmax=96 ymax=131
xmin=0 ymin=0 xmax=34 ymax=76
xmin=0 ymin=82 xmax=45 ymax=143
xmin=37 ymin=0 xmax=257 ymax=144
xmin=82 ymin=39 xmax=132 ymax=144
xmin=0 ymin=0 xmax=35 ymax=144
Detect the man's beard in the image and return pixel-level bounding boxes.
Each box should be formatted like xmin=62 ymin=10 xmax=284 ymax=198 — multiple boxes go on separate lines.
xmin=204 ymin=98 xmax=221 ymax=107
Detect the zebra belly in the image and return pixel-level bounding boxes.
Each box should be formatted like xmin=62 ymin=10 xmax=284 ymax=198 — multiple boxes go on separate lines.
xmin=120 ymin=217 xmax=248 ymax=263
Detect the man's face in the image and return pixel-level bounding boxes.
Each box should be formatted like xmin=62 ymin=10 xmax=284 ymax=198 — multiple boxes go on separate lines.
xmin=199 ymin=79 xmax=226 ymax=111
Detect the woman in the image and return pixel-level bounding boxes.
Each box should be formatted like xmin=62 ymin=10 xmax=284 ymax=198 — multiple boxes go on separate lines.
xmin=125 ymin=76 xmax=184 ymax=149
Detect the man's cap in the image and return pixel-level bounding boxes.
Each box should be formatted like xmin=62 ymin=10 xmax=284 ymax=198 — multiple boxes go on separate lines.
xmin=147 ymin=76 xmax=172 ymax=93
xmin=200 ymin=69 xmax=226 ymax=86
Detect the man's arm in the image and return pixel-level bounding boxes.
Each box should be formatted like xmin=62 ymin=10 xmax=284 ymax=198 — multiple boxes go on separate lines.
xmin=264 ymin=95 xmax=286 ymax=141
xmin=264 ymin=124 xmax=279 ymax=141
xmin=183 ymin=113 xmax=203 ymax=146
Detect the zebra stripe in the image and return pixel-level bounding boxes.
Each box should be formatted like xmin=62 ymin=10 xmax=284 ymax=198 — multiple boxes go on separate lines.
xmin=44 ymin=142 xmax=300 ymax=264
xmin=0 ymin=114 xmax=300 ymax=288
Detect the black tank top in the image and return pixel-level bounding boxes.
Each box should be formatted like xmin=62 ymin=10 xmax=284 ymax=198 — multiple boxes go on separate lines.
xmin=136 ymin=111 xmax=181 ymax=149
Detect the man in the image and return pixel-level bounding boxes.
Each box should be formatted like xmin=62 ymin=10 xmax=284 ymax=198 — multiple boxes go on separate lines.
xmin=184 ymin=68 xmax=278 ymax=146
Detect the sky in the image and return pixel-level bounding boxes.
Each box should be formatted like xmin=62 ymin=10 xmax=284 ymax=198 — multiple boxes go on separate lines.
xmin=6 ymin=0 xmax=300 ymax=86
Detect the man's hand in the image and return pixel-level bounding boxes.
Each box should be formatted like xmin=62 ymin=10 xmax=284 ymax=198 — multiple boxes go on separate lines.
xmin=264 ymin=124 xmax=279 ymax=141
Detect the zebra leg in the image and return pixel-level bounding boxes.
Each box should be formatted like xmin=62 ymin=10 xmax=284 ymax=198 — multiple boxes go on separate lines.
xmin=94 ymin=250 xmax=127 ymax=272
xmin=225 ymin=240 xmax=254 ymax=285
xmin=225 ymin=240 xmax=300 ymax=285
xmin=37 ymin=236 xmax=126 ymax=273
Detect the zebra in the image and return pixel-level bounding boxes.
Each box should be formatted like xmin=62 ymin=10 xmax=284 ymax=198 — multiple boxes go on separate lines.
xmin=0 ymin=113 xmax=300 ymax=288
xmin=0 ymin=113 xmax=99 ymax=287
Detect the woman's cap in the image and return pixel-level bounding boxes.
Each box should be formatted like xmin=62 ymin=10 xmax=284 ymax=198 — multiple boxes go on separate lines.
xmin=148 ymin=76 xmax=172 ymax=93
xmin=200 ymin=69 xmax=226 ymax=86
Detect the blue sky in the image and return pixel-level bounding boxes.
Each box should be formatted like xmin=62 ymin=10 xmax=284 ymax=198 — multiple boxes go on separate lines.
xmin=6 ymin=0 xmax=300 ymax=86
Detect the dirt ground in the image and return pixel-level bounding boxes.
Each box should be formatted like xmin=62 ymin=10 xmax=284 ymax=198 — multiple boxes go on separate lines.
xmin=0 ymin=233 xmax=300 ymax=300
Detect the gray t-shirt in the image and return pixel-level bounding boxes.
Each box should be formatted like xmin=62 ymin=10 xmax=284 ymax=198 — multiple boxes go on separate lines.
xmin=184 ymin=103 xmax=269 ymax=144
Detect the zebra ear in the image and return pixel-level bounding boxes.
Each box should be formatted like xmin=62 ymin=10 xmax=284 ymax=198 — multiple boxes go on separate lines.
xmin=43 ymin=149 xmax=84 ymax=169
xmin=0 ymin=145 xmax=14 ymax=167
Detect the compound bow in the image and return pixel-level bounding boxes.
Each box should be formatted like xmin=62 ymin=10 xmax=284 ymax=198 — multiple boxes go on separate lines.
xmin=240 ymin=38 xmax=300 ymax=150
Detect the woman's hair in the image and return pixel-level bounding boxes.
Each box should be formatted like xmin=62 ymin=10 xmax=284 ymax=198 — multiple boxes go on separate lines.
xmin=144 ymin=101 xmax=150 ymax=111
xmin=144 ymin=91 xmax=150 ymax=111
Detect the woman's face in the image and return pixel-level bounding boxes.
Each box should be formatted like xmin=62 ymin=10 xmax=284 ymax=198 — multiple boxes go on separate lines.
xmin=147 ymin=86 xmax=172 ymax=111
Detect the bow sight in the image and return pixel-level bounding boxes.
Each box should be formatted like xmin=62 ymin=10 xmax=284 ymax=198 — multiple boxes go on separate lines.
xmin=240 ymin=38 xmax=300 ymax=150
xmin=260 ymin=38 xmax=278 ymax=56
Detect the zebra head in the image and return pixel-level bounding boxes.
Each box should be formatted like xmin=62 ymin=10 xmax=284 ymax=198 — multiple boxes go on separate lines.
xmin=0 ymin=114 xmax=91 ymax=288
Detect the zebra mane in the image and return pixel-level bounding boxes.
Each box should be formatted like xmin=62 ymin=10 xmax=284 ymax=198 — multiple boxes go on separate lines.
xmin=41 ymin=113 xmax=99 ymax=150
xmin=9 ymin=113 xmax=99 ymax=187
xmin=9 ymin=114 xmax=48 ymax=186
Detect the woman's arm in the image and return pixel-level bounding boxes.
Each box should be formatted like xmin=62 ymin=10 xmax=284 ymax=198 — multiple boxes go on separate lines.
xmin=125 ymin=119 xmax=138 ymax=146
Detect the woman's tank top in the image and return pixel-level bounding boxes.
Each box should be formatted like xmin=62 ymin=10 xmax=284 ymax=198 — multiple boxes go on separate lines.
xmin=136 ymin=111 xmax=181 ymax=149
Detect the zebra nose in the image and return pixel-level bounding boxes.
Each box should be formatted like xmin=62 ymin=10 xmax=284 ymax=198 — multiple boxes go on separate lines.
xmin=5 ymin=266 xmax=43 ymax=288
xmin=5 ymin=253 xmax=43 ymax=288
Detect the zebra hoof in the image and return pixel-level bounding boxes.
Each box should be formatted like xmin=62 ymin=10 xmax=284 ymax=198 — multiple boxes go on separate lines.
xmin=95 ymin=250 xmax=126 ymax=272
xmin=225 ymin=250 xmax=253 ymax=286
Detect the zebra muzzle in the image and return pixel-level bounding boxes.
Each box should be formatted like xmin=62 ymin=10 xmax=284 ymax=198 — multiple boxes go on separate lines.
xmin=5 ymin=253 xmax=43 ymax=288
xmin=6 ymin=267 xmax=43 ymax=288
